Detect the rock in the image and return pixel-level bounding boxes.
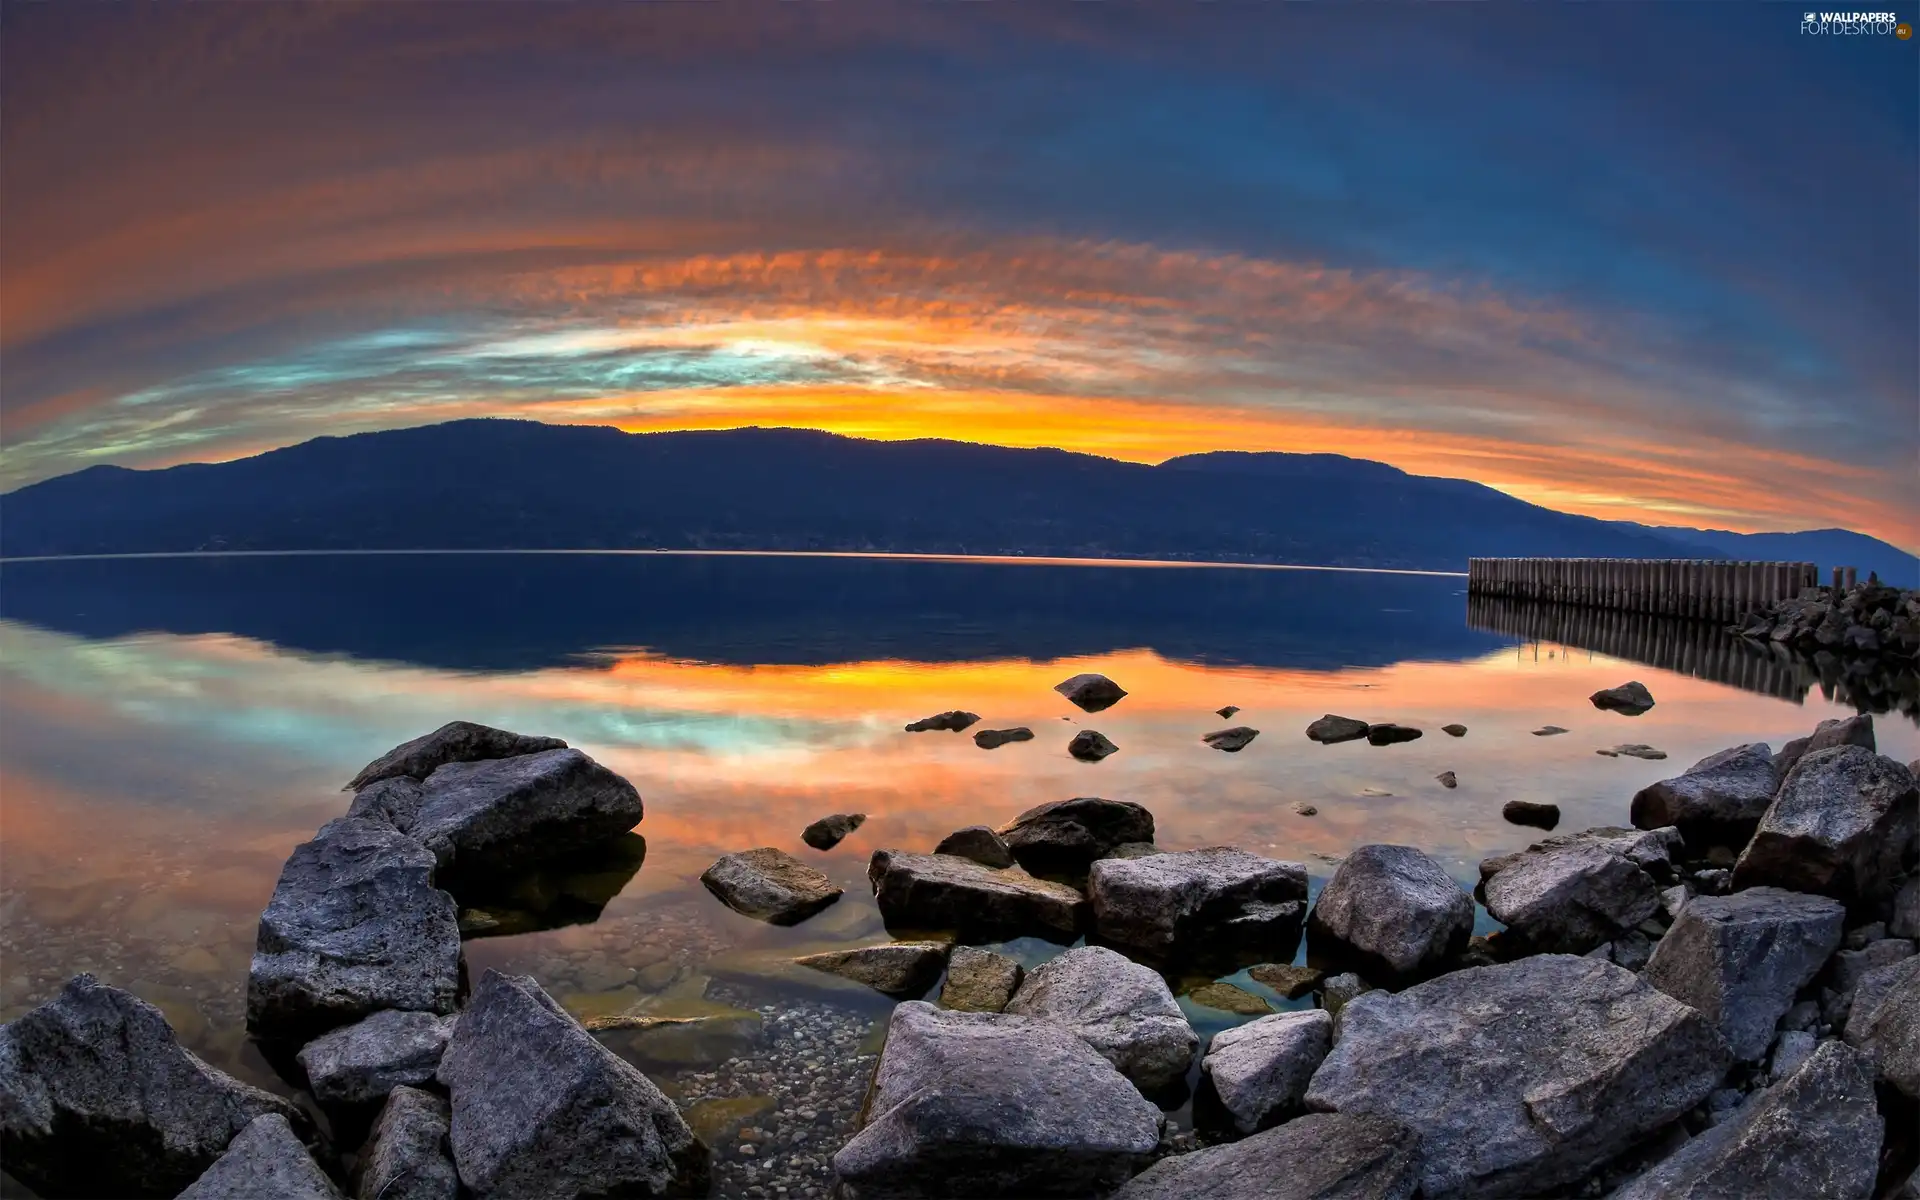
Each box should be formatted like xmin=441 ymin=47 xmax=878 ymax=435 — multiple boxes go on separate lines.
xmin=0 ymin=975 xmax=308 ymax=1198
xmin=1217 ymin=705 xmax=1241 ymax=719
xmin=801 ymin=812 xmax=866 ymax=850
xmin=1831 ymin=938 xmax=1914 ymax=995
xmin=868 ymin=849 xmax=1087 ymax=941
xmin=1306 ymin=714 xmax=1371 ymax=744
xmin=1247 ymin=963 xmax=1323 ymax=999
xmin=973 ymin=727 xmax=1033 ymax=749
xmin=1611 ymin=1041 xmax=1881 ymax=1200
xmin=831 ymin=1001 xmax=1160 ymax=1198
xmin=939 ymin=946 xmax=1023 ymax=1013
xmin=1104 ymin=841 xmax=1163 ymax=859
xmin=1442 ymin=723 xmax=1468 ymax=737
xmin=1694 ymin=867 xmax=1731 ymax=894
xmin=794 ymin=941 xmax=949 ymax=998
xmin=1590 ymin=680 xmax=1655 ymax=715
xmin=1609 ymin=929 xmax=1653 ymax=971
xmin=1004 ymin=945 xmax=1197 ymax=1093
xmin=678 ymin=1095 xmax=773 ymax=1150
xmin=1293 ymin=803 xmax=1319 ymax=816
xmin=1894 ymin=876 xmax=1920 ymax=938
xmin=404 ymin=748 xmax=645 ymax=878
xmin=346 ymin=776 xmax=429 ymax=829
xmin=1630 ymin=743 xmax=1778 ymax=848
xmin=905 ymin=710 xmax=980 ymax=732
xmin=1358 ymin=787 xmax=1393 ymax=797
xmin=1731 ymin=746 xmax=1919 ymax=907
xmin=1782 ymin=999 xmax=1821 ymax=1032
xmin=998 ymin=796 xmax=1155 ymax=873
xmin=1068 ymin=730 xmax=1119 ymax=762
xmin=353 ymin=1086 xmax=458 ymax=1200
xmin=934 ymin=825 xmax=1015 ymax=868
xmin=436 ymin=971 xmax=707 ymax=1197
xmin=1774 ymin=713 xmax=1876 ymax=779
xmin=1598 ymin=744 xmax=1668 ymax=760
xmin=1109 ymin=1111 xmax=1421 ymax=1200
xmin=1304 ymin=955 xmax=1731 ymax=1200
xmin=1769 ymin=1029 xmax=1817 ymax=1082
xmin=1532 ymin=725 xmax=1569 ymax=736
xmin=1501 ymin=800 xmax=1560 ymax=830
xmin=247 ymin=816 xmax=462 ymax=1041
xmin=1306 ymin=844 xmax=1472 ymax=984
xmin=1089 ymin=847 xmax=1308 ymax=960
xmin=178 ymin=1113 xmax=342 ymax=1200
xmin=586 ymin=1007 xmax=763 ymax=1067
xmin=1640 ymin=886 xmax=1846 ymax=1061
xmin=1054 ymin=673 xmax=1128 ymax=713
xmin=1366 ymin=723 xmax=1422 ymax=746
xmin=1204 ymin=726 xmax=1261 ymax=752
xmin=1843 ymin=955 xmax=1920 ymax=1096
xmin=345 ymin=721 xmax=568 ymax=790
xmin=1433 ymin=770 xmax=1457 ymax=790
xmin=1188 ymin=982 xmax=1273 ymax=1015
xmin=1660 ymin=884 xmax=1690 ymax=920
xmin=296 ymin=1008 xmax=457 ymax=1109
xmin=1478 ymin=827 xmax=1675 ymax=953
xmin=700 ymin=847 xmax=843 ymax=925
xmin=1845 ymin=920 xmax=1888 ymax=949
xmin=1200 ymin=1009 xmax=1332 ymax=1133
xmin=1320 ymin=972 xmax=1372 ymax=1016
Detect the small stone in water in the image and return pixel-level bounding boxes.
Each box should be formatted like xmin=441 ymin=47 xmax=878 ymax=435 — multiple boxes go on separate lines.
xmin=1293 ymin=802 xmax=1319 ymax=816
xmin=1442 ymin=723 xmax=1468 ymax=737
xmin=1436 ymin=771 xmax=1458 ymax=789
xmin=1533 ymin=726 xmax=1570 ymax=736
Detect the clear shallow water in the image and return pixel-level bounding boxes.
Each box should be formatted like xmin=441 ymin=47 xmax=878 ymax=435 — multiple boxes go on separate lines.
xmin=1 ymin=553 xmax=1912 ymax=1164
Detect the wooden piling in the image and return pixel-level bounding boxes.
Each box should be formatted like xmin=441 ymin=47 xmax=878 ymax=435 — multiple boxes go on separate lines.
xmin=1465 ymin=555 xmax=1827 ymax=626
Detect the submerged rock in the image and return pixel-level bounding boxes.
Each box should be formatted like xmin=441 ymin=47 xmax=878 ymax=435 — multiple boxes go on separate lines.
xmin=932 ymin=825 xmax=1015 ymax=869
xmin=1306 ymin=844 xmax=1472 ymax=984
xmin=1478 ymin=826 xmax=1675 ymax=954
xmin=1532 ymin=725 xmax=1569 ymax=736
xmin=407 ymin=748 xmax=645 ymax=878
xmin=1217 ymin=705 xmax=1241 ymax=719
xmin=998 ymin=796 xmax=1154 ymax=873
xmin=1501 ymin=800 xmax=1560 ymax=830
xmin=1590 ymin=680 xmax=1655 ymax=715
xmin=1306 ymin=714 xmax=1371 ymax=744
xmin=1435 ymin=770 xmax=1457 ymax=789
xmin=1088 ymin=846 xmax=1307 ymax=960
xmin=1598 ymin=743 xmax=1667 ymax=760
xmin=972 ymin=727 xmax=1033 ymax=749
xmin=1366 ymin=723 xmax=1423 ymax=746
xmin=345 ymin=721 xmax=568 ymax=791
xmin=1068 ymin=730 xmax=1120 ymax=762
xmin=1054 ymin=673 xmax=1129 ymax=713
xmin=1200 ymin=1008 xmax=1332 ymax=1133
xmin=868 ymin=849 xmax=1086 ymax=941
xmin=832 ymin=1002 xmax=1160 ymax=1198
xmin=1732 ymin=746 xmax=1918 ymax=907
xmin=1004 ymin=945 xmax=1197 ymax=1093
xmin=801 ymin=812 xmax=867 ymax=851
xmin=1187 ymin=982 xmax=1272 ymax=1015
xmin=905 ymin=711 xmax=981 ymax=733
xmin=1304 ymin=955 xmax=1731 ymax=1200
xmin=794 ymin=941 xmax=950 ymax=998
xmin=178 ymin=1114 xmax=342 ymax=1200
xmin=0 ymin=975 xmax=308 ymax=1199
xmin=1774 ymin=713 xmax=1876 ymax=779
xmin=701 ymin=847 xmax=844 ymax=925
xmin=248 ymin=816 xmax=462 ymax=1041
xmin=436 ymin=970 xmax=708 ymax=1198
xmin=1247 ymin=963 xmax=1323 ymax=999
xmin=1843 ymin=955 xmax=1920 ymax=1097
xmin=352 ymin=1086 xmax=458 ymax=1200
xmin=1110 ymin=1111 xmax=1421 ymax=1200
xmin=939 ymin=946 xmax=1023 ymax=1013
xmin=1630 ymin=743 xmax=1778 ymax=848
xmin=586 ymin=1008 xmax=764 ymax=1068
xmin=1203 ymin=726 xmax=1261 ymax=752
xmin=296 ymin=1008 xmax=458 ymax=1109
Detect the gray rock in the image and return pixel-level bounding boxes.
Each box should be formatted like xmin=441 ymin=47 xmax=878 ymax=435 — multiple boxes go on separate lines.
xmin=1732 ymin=746 xmax=1918 ymax=907
xmin=1188 ymin=982 xmax=1273 ymax=1015
xmin=868 ymin=850 xmax=1087 ymax=940
xmin=1366 ymin=723 xmax=1422 ymax=746
xmin=1774 ymin=713 xmax=1876 ymax=780
xmin=1894 ymin=876 xmax=1920 ymax=938
xmin=1610 ymin=1041 xmax=1881 ymax=1200
xmin=296 ymin=1009 xmax=457 ymax=1108
xmin=1442 ymin=723 xmax=1469 ymax=737
xmin=1609 ymin=929 xmax=1653 ymax=972
xmin=1694 ymin=867 xmax=1731 ymax=894
xmin=247 ymin=816 xmax=462 ymax=1041
xmin=1769 ymin=1029 xmax=1817 ymax=1082
xmin=1844 ymin=920 xmax=1889 ymax=949
xmin=407 ymin=748 xmax=645 ymax=877
xmin=972 ymin=727 xmax=1033 ymax=749
xmin=353 ymin=1086 xmax=458 ymax=1200
xmin=1089 ymin=847 xmax=1307 ymax=960
xmin=1435 ymin=770 xmax=1458 ymax=789
xmin=1532 ymin=725 xmax=1569 ymax=736
xmin=0 ymin=975 xmax=308 ymax=1198
xmin=939 ymin=946 xmax=1023 ymax=1013
xmin=832 ymin=1001 xmax=1160 ymax=1197
xmin=1590 ymin=680 xmax=1655 ymax=715
xmin=1204 ymin=726 xmax=1261 ymax=752
xmin=1248 ymin=963 xmax=1323 ymax=999
xmin=1110 ymin=1111 xmax=1421 ymax=1200
xmin=906 ymin=711 xmax=980 ymax=733
xmin=178 ymin=1114 xmax=342 ymax=1200
xmin=1068 ymin=730 xmax=1119 ymax=762
xmin=345 ymin=721 xmax=568 ymax=790
xmin=1201 ymin=1008 xmax=1333 ymax=1133
xmin=1104 ymin=841 xmax=1164 ymax=860
xmin=1306 ymin=844 xmax=1472 ymax=983
xmin=1782 ymin=999 xmax=1822 ymax=1032
xmin=701 ymin=847 xmax=843 ymax=925
xmin=1630 ymin=743 xmax=1779 ymax=847
xmin=1217 ymin=705 xmax=1241 ymax=719
xmin=1501 ymin=800 xmax=1561 ymax=830
xmin=1660 ymin=884 xmax=1691 ymax=920
xmin=801 ymin=812 xmax=866 ymax=850
xmin=794 ymin=941 xmax=950 ymax=998
xmin=1843 ymin=955 xmax=1920 ymax=1097
xmin=1640 ymin=886 xmax=1845 ymax=1061
xmin=1321 ymin=972 xmax=1372 ymax=1016
xmin=1004 ymin=945 xmax=1197 ymax=1093
xmin=346 ymin=776 xmax=428 ymax=829
xmin=998 ymin=796 xmax=1154 ymax=873
xmin=436 ymin=970 xmax=708 ymax=1198
xmin=1479 ymin=827 xmax=1675 ymax=954
xmin=932 ymin=825 xmax=1015 ymax=868
xmin=1305 ymin=955 xmax=1731 ymax=1200
xmin=1054 ymin=673 xmax=1128 ymax=713
xmin=1307 ymin=714 xmax=1371 ymax=744
xmin=1598 ymin=744 xmax=1668 ymax=760
xmin=1831 ymin=938 xmax=1914 ymax=995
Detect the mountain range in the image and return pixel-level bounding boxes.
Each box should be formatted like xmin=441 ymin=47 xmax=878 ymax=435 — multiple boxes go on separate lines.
xmin=1 ymin=419 xmax=1911 ymax=578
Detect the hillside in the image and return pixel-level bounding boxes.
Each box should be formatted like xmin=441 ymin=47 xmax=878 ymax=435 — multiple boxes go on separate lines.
xmin=1616 ymin=523 xmax=1918 ymax=588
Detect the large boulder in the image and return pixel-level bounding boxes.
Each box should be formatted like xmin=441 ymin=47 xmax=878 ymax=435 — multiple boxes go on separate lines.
xmin=1611 ymin=1041 xmax=1881 ymax=1200
xmin=794 ymin=942 xmax=950 ymax=998
xmin=178 ymin=1114 xmax=343 ymax=1200
xmin=997 ymin=797 xmax=1155 ymax=874
xmin=1054 ymin=673 xmax=1128 ymax=713
xmin=345 ymin=721 xmax=568 ymax=790
xmin=435 ymin=971 xmax=708 ymax=1198
xmin=933 ymin=825 xmax=1014 ymax=868
xmin=1306 ymin=714 xmax=1371 ymax=744
xmin=296 ymin=1008 xmax=458 ymax=1109
xmin=1109 ymin=1112 xmax=1421 ymax=1200
xmin=1629 ymin=743 xmax=1779 ymax=848
xmin=939 ymin=946 xmax=1023 ymax=1013
xmin=1477 ymin=827 xmax=1678 ymax=954
xmin=248 ymin=816 xmax=462 ymax=1041
xmin=1843 ymin=955 xmax=1920 ymax=1097
xmin=352 ymin=1086 xmax=458 ymax=1200
xmin=1088 ymin=847 xmax=1306 ymax=960
xmin=701 ymin=847 xmax=843 ymax=925
xmin=0 ymin=975 xmax=307 ymax=1198
xmin=405 ymin=748 xmax=645 ymax=878
xmin=869 ymin=850 xmax=1086 ymax=940
xmin=1731 ymin=746 xmax=1919 ymax=907
xmin=1590 ymin=680 xmax=1655 ymax=715
xmin=831 ymin=1001 xmax=1160 ymax=1198
xmin=1200 ymin=1008 xmax=1333 ymax=1134
xmin=1306 ymin=844 xmax=1472 ymax=984
xmin=1002 ymin=945 xmax=1197 ymax=1093
xmin=1304 ymin=955 xmax=1731 ymax=1200
xmin=1639 ymin=886 xmax=1846 ymax=1061
xmin=1774 ymin=713 xmax=1875 ymax=779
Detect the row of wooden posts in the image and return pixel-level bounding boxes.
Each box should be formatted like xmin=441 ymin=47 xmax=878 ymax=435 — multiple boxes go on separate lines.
xmin=1465 ymin=558 xmax=1843 ymax=623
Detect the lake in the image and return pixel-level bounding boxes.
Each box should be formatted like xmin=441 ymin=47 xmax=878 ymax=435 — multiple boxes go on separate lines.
xmin=1 ymin=552 xmax=1911 ymax=1195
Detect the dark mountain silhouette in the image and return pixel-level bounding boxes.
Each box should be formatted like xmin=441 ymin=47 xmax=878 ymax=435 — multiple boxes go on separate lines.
xmin=0 ymin=419 xmax=1711 ymax=570
xmin=1612 ymin=522 xmax=1917 ymax=588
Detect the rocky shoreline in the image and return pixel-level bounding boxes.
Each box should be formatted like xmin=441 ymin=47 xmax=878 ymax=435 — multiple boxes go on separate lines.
xmin=3 ymin=690 xmax=1918 ymax=1198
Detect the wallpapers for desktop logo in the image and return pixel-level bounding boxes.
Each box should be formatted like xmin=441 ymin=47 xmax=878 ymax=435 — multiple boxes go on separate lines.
xmin=1800 ymin=10 xmax=1908 ymax=34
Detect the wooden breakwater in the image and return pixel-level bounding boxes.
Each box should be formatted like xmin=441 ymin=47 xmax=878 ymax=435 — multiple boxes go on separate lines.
xmin=1466 ymin=558 xmax=1820 ymax=622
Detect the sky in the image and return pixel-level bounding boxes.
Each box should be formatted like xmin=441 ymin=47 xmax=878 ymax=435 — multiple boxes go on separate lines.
xmin=3 ymin=4 xmax=1916 ymax=547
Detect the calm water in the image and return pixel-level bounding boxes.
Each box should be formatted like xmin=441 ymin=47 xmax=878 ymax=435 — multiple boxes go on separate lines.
xmin=2 ymin=553 xmax=1912 ymax=1116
